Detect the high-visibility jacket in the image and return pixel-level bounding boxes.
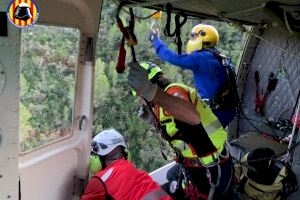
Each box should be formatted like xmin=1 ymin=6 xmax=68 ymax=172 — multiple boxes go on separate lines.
xmin=158 ymin=83 xmax=228 ymax=166
xmin=81 ymin=159 xmax=172 ymax=200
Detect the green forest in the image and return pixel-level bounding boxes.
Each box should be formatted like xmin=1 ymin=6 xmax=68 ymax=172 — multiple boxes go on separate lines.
xmin=20 ymin=0 xmax=247 ymax=171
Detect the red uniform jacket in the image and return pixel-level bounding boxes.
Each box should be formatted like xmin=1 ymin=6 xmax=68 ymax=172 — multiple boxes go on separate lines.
xmin=81 ymin=159 xmax=172 ymax=200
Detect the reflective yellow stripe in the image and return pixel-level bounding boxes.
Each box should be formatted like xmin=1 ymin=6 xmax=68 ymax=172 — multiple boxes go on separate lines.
xmin=204 ymin=119 xmax=223 ymax=135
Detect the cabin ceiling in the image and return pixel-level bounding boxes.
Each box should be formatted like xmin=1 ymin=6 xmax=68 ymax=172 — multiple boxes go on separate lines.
xmin=35 ymin=0 xmax=103 ymax=36
xmin=120 ymin=0 xmax=300 ymax=32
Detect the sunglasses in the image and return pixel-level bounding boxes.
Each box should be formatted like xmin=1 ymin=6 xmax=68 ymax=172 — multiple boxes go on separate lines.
xmin=190 ymin=30 xmax=206 ymax=40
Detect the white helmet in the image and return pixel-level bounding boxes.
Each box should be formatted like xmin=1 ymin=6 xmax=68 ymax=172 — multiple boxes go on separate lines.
xmin=92 ymin=129 xmax=127 ymax=156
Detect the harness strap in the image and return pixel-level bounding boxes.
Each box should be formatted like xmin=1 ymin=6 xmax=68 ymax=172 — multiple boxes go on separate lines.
xmin=128 ymin=8 xmax=137 ymax=62
xmin=174 ymin=13 xmax=187 ymax=54
xmin=163 ymin=3 xmax=187 ymax=54
xmin=163 ymin=3 xmax=174 ymax=37
xmin=203 ymin=49 xmax=239 ymax=110
xmin=206 ymin=162 xmax=221 ymax=200
xmin=115 ymin=3 xmax=137 ymax=73
xmin=116 ymin=36 xmax=126 ymax=73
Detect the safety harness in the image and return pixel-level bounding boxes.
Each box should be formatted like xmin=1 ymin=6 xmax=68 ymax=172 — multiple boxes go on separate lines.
xmin=203 ymin=49 xmax=239 ymax=111
xmin=115 ymin=2 xmax=137 ymax=73
xmin=150 ymin=83 xmax=230 ymax=200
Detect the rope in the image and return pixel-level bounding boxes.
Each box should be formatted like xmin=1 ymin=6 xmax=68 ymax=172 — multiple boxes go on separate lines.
xmin=234 ymin=140 xmax=300 ymax=165
xmin=286 ymin=95 xmax=300 ymax=162
xmin=112 ymin=0 xmax=162 ymax=20
xmin=121 ymin=8 xmax=162 ymax=20
xmin=283 ymin=10 xmax=294 ymax=35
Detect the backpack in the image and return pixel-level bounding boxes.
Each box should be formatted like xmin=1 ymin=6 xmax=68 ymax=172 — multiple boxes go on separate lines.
xmin=207 ymin=49 xmax=239 ymax=110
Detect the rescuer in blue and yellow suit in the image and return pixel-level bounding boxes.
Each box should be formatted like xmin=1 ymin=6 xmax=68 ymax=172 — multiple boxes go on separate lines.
xmin=148 ymin=24 xmax=237 ymax=127
xmin=127 ymin=61 xmax=233 ymax=200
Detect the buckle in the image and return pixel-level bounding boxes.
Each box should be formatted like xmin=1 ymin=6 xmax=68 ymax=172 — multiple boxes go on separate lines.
xmin=199 ymin=153 xmax=219 ymax=168
xmin=202 ymin=98 xmax=211 ymax=105
xmin=202 ymin=98 xmax=219 ymax=109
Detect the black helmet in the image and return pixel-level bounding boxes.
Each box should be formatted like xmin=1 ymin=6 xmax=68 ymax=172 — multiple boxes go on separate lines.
xmin=14 ymin=3 xmax=32 ymax=21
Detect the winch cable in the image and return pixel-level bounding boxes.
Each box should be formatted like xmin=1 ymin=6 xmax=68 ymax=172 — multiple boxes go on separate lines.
xmin=232 ymin=140 xmax=300 ymax=166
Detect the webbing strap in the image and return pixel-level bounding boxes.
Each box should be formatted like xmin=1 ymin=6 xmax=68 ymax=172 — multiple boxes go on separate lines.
xmin=163 ymin=3 xmax=187 ymax=54
xmin=141 ymin=189 xmax=170 ymax=200
xmin=115 ymin=3 xmax=137 ymax=73
xmin=174 ymin=13 xmax=187 ymax=54
xmin=128 ymin=8 xmax=137 ymax=62
xmin=163 ymin=3 xmax=174 ymax=37
xmin=116 ymin=36 xmax=126 ymax=73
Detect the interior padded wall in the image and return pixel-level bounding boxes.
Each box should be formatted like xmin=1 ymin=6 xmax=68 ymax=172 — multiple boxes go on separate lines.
xmin=239 ymin=25 xmax=300 ymax=135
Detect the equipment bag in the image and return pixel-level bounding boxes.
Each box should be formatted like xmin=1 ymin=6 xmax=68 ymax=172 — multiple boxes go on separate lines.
xmin=207 ymin=49 xmax=239 ymax=110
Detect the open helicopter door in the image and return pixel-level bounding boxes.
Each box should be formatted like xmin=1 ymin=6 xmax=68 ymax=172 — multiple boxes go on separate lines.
xmin=0 ymin=0 xmax=102 ymax=200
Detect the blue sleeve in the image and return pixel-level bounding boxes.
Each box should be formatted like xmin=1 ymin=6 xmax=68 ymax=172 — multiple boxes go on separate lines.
xmin=152 ymin=38 xmax=197 ymax=70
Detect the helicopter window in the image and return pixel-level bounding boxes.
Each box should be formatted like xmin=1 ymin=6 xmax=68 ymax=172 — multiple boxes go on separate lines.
xmin=19 ymin=25 xmax=80 ymax=153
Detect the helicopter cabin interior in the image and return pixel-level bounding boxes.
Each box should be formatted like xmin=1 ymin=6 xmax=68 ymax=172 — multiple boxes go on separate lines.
xmin=0 ymin=0 xmax=299 ymax=200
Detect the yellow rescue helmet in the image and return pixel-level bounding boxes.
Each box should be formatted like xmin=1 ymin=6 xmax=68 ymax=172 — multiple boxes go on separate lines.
xmin=186 ymin=24 xmax=219 ymax=54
